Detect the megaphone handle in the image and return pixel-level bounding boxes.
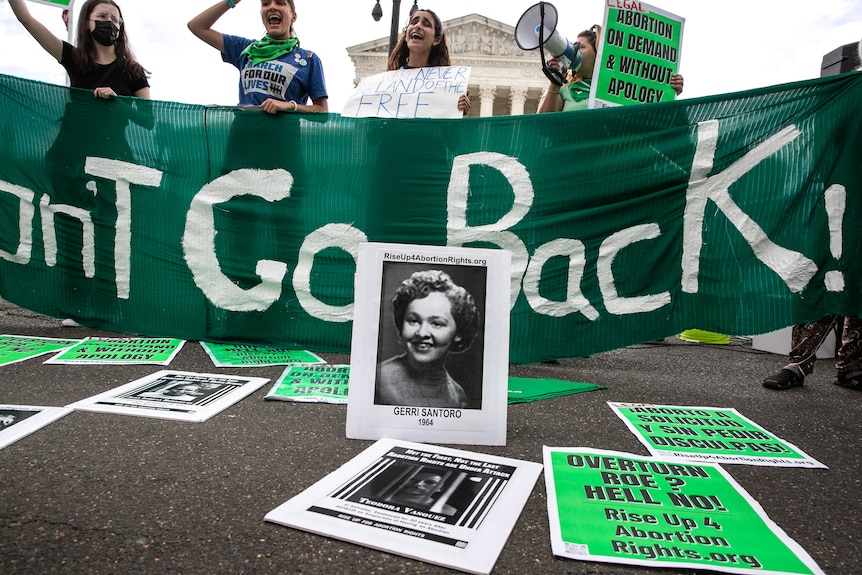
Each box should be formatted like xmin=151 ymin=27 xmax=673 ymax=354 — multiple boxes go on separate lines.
xmin=542 ymin=65 xmax=566 ymax=87
xmin=539 ymin=42 xmax=566 ymax=86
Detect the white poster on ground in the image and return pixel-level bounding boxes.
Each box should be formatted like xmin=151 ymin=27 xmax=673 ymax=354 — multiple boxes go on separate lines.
xmin=66 ymin=370 xmax=269 ymax=422
xmin=0 ymin=405 xmax=73 ymax=450
xmin=265 ymin=438 xmax=542 ymax=575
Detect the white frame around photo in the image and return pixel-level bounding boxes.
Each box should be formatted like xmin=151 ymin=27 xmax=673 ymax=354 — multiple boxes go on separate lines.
xmin=265 ymin=438 xmax=542 ymax=575
xmin=0 ymin=405 xmax=74 ymax=450
xmin=346 ymin=243 xmax=511 ymax=445
xmin=66 ymin=370 xmax=269 ymax=422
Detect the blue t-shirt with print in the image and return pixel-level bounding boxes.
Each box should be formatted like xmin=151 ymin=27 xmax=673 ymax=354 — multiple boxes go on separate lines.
xmin=221 ymin=35 xmax=328 ymax=106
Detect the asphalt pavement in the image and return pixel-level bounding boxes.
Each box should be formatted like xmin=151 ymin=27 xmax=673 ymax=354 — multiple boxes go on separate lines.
xmin=0 ymin=299 xmax=859 ymax=575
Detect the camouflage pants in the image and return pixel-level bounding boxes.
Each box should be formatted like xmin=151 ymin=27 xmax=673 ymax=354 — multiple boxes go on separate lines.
xmin=787 ymin=316 xmax=862 ymax=376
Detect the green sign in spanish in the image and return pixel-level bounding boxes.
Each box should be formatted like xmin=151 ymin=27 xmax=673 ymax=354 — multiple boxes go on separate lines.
xmin=0 ymin=72 xmax=860 ymax=364
xmin=608 ymin=403 xmax=825 ymax=468
xmin=200 ymin=341 xmax=325 ymax=367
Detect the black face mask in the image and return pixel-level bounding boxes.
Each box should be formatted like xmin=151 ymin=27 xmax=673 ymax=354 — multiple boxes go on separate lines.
xmin=91 ymin=20 xmax=120 ymax=46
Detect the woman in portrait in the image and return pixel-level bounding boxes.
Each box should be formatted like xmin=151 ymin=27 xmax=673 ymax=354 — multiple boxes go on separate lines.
xmin=375 ymin=270 xmax=480 ymax=408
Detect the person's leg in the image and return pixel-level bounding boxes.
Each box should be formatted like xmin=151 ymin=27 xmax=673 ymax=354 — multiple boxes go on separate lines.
xmin=763 ymin=316 xmax=839 ymax=390
xmin=834 ymin=316 xmax=862 ymax=390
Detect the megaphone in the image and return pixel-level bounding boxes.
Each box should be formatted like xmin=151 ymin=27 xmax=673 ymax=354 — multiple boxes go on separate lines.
xmin=515 ymin=2 xmax=581 ymax=86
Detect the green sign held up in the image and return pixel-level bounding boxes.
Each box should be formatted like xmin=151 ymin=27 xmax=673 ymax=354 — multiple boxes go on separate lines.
xmin=591 ymin=1 xmax=684 ymax=108
xmin=30 ymin=0 xmax=74 ymax=8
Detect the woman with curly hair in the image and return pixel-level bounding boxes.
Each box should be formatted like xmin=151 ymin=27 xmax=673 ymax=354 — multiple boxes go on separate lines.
xmin=376 ymin=270 xmax=480 ymax=408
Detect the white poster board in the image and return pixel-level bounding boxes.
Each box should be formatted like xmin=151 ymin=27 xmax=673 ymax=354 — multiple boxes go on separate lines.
xmin=0 ymin=405 xmax=73 ymax=450
xmin=341 ymin=66 xmax=471 ymax=119
xmin=266 ymin=438 xmax=542 ymax=575
xmin=67 ymin=370 xmax=269 ymax=422
xmin=346 ymin=243 xmax=511 ymax=445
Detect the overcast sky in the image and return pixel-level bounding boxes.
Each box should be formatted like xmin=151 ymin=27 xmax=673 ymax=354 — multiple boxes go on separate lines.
xmin=1 ymin=0 xmax=860 ymax=112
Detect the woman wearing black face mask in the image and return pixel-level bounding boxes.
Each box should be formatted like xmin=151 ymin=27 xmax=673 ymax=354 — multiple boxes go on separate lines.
xmin=8 ymin=0 xmax=151 ymax=328
xmin=9 ymin=0 xmax=149 ymax=99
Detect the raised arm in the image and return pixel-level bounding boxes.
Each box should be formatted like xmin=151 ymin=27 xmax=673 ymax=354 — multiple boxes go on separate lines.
xmin=8 ymin=0 xmax=63 ymax=62
xmin=188 ymin=0 xmax=241 ymax=53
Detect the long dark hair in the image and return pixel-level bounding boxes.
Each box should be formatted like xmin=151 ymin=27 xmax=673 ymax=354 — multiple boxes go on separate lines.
xmin=386 ymin=9 xmax=451 ymax=70
xmin=73 ymin=0 xmax=147 ymax=79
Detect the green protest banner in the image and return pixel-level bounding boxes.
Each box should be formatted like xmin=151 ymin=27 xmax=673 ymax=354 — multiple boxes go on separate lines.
xmin=1 ymin=72 xmax=861 ymax=364
xmin=608 ymin=403 xmax=825 ymax=468
xmin=265 ymin=364 xmax=349 ymax=403
xmin=200 ymin=341 xmax=325 ymax=367
xmin=0 ymin=335 xmax=80 ymax=366
xmin=44 ymin=337 xmax=185 ymax=365
xmin=544 ymin=447 xmax=825 ymax=574
xmin=591 ymin=2 xmax=684 ymax=108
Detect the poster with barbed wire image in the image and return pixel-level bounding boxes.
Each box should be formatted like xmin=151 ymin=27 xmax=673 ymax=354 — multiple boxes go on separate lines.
xmin=346 ymin=243 xmax=511 ymax=446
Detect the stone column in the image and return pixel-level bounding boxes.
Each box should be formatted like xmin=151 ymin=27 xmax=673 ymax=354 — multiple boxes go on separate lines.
xmin=478 ymin=85 xmax=497 ymax=117
xmin=509 ymin=86 xmax=528 ymax=116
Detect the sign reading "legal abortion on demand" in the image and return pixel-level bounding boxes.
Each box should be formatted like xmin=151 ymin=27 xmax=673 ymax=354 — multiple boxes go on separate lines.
xmin=591 ymin=1 xmax=684 ymax=108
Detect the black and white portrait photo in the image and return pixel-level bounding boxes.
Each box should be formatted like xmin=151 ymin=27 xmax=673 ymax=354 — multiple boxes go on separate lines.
xmin=346 ymin=243 xmax=511 ymax=445
xmin=374 ymin=264 xmax=486 ymax=410
xmin=342 ymin=460 xmax=494 ymax=522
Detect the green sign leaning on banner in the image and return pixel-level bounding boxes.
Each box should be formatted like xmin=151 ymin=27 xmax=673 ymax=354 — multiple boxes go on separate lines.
xmin=591 ymin=2 xmax=684 ymax=108
xmin=0 ymin=72 xmax=861 ymax=364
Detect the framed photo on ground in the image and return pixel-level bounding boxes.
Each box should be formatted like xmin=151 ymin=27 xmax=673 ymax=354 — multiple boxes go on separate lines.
xmin=346 ymin=243 xmax=511 ymax=445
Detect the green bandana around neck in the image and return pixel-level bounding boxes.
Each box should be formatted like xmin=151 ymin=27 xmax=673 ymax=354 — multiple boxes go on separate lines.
xmin=241 ymin=35 xmax=300 ymax=64
xmin=566 ymin=78 xmax=591 ymax=102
